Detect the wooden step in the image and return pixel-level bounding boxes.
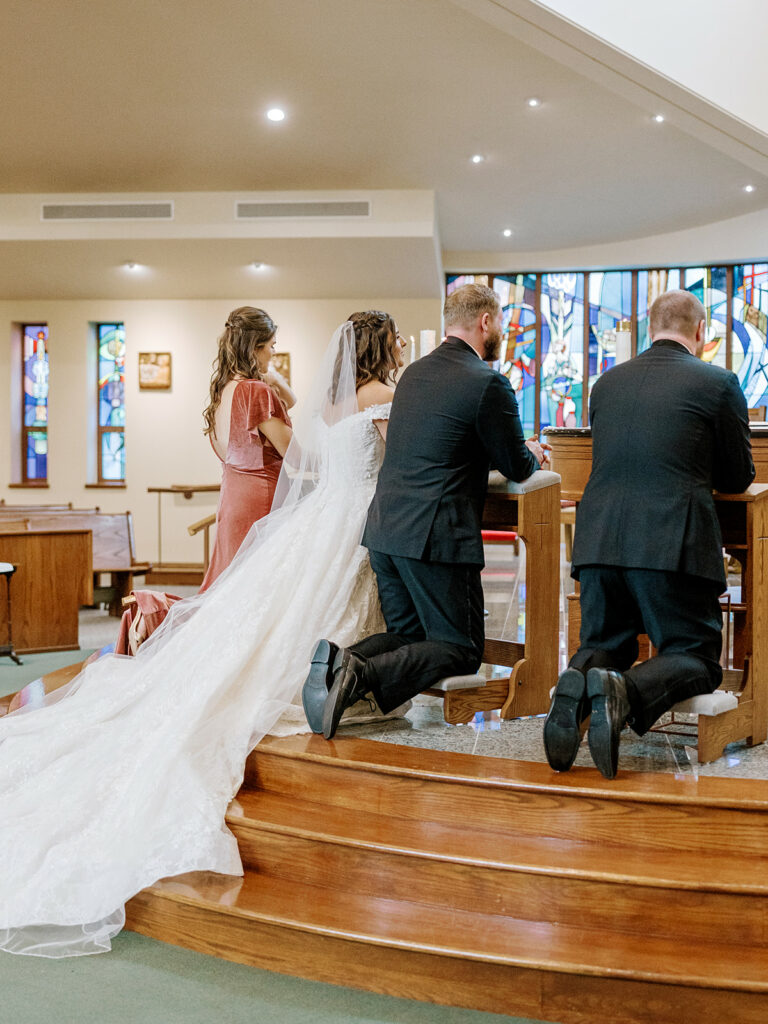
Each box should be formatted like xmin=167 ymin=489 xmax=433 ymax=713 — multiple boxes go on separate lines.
xmin=226 ymin=789 xmax=768 ymax=947
xmin=246 ymin=735 xmax=768 ymax=856
xmin=126 ymin=870 xmax=768 ymax=1024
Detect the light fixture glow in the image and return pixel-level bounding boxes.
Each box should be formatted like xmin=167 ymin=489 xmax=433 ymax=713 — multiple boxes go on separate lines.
xmin=266 ymin=107 xmax=285 ymax=122
xmin=470 ymin=153 xmax=485 ymax=164
xmin=503 ymin=228 xmax=513 ymax=237
xmin=744 ymin=184 xmax=756 ymax=193
xmin=123 ymin=261 xmax=141 ymax=272
xmin=251 ymin=261 xmax=268 ymax=271
xmin=653 ymin=113 xmax=665 ymax=123
xmin=526 ymin=97 xmax=541 ymax=108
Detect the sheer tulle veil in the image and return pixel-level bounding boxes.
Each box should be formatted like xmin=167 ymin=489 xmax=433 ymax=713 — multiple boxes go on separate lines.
xmin=0 ymin=321 xmax=362 ymax=957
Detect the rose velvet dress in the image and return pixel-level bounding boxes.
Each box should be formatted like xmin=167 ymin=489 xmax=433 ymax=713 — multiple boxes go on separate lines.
xmin=200 ymin=380 xmax=291 ymax=591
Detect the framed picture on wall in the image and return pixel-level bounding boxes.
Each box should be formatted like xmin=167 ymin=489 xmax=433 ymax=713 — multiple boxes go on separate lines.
xmin=271 ymin=352 xmax=291 ymax=386
xmin=138 ymin=352 xmax=172 ymax=390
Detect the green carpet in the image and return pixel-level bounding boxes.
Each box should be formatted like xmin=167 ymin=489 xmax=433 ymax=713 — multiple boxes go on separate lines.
xmin=0 ymin=932 xmax=557 ymax=1024
xmin=0 ymin=648 xmax=94 ymax=698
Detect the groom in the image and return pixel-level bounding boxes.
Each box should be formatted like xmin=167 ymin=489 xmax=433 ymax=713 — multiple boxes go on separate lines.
xmin=303 ymin=283 xmax=548 ymax=738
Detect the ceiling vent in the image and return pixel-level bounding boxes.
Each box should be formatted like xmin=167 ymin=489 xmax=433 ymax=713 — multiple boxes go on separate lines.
xmin=236 ymin=200 xmax=370 ymax=219
xmin=41 ymin=201 xmax=174 ymax=221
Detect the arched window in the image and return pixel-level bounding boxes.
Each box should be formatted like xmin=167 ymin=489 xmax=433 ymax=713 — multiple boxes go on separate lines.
xmin=96 ymin=323 xmax=126 ymax=483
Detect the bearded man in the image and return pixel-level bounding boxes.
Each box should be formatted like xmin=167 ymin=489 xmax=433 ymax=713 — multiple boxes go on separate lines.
xmin=303 ymin=282 xmax=548 ymax=738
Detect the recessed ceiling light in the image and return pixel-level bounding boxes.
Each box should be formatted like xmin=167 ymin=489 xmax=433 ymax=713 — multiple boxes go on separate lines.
xmin=744 ymin=184 xmax=756 ymax=193
xmin=526 ymin=97 xmax=541 ymax=108
xmin=123 ymin=261 xmax=141 ymax=272
xmin=653 ymin=113 xmax=665 ymax=123
xmin=470 ymin=154 xmax=485 ymax=164
xmin=251 ymin=261 xmax=268 ymax=271
xmin=266 ymin=107 xmax=285 ymax=122
xmin=503 ymin=228 xmax=513 ymax=237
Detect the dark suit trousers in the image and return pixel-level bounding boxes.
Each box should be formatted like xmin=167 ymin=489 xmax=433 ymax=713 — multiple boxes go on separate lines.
xmin=570 ymin=567 xmax=723 ymax=735
xmin=350 ymin=550 xmax=485 ymax=714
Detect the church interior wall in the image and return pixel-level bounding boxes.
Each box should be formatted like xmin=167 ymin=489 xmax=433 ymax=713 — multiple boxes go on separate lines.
xmin=0 ymin=296 xmax=442 ymax=563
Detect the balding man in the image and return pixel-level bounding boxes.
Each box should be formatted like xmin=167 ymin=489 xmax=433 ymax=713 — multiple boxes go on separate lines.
xmin=544 ymin=289 xmax=754 ymax=778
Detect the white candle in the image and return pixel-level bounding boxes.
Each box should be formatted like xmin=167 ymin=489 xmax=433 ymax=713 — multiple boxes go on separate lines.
xmin=409 ymin=336 xmax=417 ymax=363
xmin=420 ymin=329 xmax=436 ymax=359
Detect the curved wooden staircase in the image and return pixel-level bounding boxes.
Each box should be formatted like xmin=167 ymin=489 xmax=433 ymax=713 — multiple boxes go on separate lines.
xmin=126 ymin=734 xmax=768 ymax=1023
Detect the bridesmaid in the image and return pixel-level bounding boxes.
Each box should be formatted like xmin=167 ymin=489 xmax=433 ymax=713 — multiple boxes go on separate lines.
xmin=200 ymin=307 xmax=296 ymax=591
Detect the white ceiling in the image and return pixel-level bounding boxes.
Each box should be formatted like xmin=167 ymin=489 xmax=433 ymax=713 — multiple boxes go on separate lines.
xmin=2 ymin=0 xmax=767 ymax=298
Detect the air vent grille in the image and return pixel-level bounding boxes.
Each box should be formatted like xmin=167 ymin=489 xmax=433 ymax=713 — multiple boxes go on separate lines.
xmin=236 ymin=200 xmax=370 ymax=219
xmin=41 ymin=202 xmax=174 ymax=221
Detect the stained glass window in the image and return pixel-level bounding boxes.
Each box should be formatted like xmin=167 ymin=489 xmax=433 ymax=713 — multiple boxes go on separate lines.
xmin=494 ymin=273 xmax=537 ymax=435
xmin=637 ymin=269 xmax=681 ymax=352
xmin=22 ymin=324 xmax=49 ymax=482
xmin=97 ymin=323 xmax=126 ymax=482
xmin=446 ymin=274 xmax=477 ymax=295
xmin=732 ymin=264 xmax=768 ymax=409
xmin=588 ymin=271 xmax=633 ymax=394
xmin=683 ymin=266 xmax=728 ymax=369
xmin=540 ymin=273 xmax=584 ymax=429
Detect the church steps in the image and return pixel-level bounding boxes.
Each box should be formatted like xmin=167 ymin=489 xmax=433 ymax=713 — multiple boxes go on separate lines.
xmin=226 ymin=790 xmax=768 ymax=947
xmin=247 ymin=736 xmax=768 ymax=856
xmin=125 ymin=870 xmax=768 ymax=1022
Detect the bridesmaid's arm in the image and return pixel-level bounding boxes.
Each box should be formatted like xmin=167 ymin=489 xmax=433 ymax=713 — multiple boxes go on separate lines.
xmin=264 ymin=368 xmax=297 ymax=410
xmin=258 ymin=417 xmax=293 ymax=457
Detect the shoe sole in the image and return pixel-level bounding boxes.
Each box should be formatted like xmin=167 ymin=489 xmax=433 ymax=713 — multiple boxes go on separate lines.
xmin=542 ymin=668 xmax=586 ymax=772
xmin=586 ymin=669 xmax=620 ymax=779
xmin=301 ymin=639 xmax=338 ymax=734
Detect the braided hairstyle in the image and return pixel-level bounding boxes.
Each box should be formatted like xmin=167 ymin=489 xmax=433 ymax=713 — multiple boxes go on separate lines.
xmin=347 ymin=310 xmax=398 ymax=388
xmin=203 ymin=306 xmax=276 ymax=436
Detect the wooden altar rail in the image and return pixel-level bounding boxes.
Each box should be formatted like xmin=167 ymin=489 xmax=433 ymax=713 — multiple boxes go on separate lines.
xmin=432 ymin=473 xmax=560 ymax=724
xmin=0 ymin=527 xmax=92 ymax=653
xmin=545 ymin=427 xmax=768 ymax=762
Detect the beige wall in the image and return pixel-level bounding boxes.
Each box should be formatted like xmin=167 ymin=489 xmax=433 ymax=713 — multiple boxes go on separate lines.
xmin=0 ymin=297 xmax=442 ymax=564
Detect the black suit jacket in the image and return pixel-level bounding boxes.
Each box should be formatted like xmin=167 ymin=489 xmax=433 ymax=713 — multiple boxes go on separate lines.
xmin=572 ymin=339 xmax=754 ymax=586
xmin=362 ymin=337 xmax=537 ymax=564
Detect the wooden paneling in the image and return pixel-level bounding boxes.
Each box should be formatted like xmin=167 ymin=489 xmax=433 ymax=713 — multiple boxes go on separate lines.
xmin=0 ymin=528 xmax=91 ymax=652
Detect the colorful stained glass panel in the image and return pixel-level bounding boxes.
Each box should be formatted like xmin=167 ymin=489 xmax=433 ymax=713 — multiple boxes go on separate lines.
xmin=732 ymin=264 xmax=768 ymax=408
xmin=588 ymin=271 xmax=632 ymax=394
xmin=637 ymin=269 xmax=681 ymax=352
xmin=540 ymin=273 xmax=584 ymax=429
xmin=684 ymin=266 xmax=728 ymax=368
xmin=494 ymin=273 xmax=537 ymax=434
xmin=100 ymin=431 xmax=125 ymax=481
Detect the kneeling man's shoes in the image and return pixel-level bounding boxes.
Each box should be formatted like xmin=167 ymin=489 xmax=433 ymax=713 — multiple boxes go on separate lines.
xmin=543 ymin=668 xmax=587 ymax=772
xmin=302 ymin=639 xmax=339 ymax=733
xmin=586 ymin=668 xmax=631 ymax=780
xmin=322 ymin=650 xmax=367 ymax=740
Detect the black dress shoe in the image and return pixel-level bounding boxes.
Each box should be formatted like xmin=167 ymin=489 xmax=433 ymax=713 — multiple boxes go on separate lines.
xmin=301 ymin=639 xmax=340 ymax=733
xmin=322 ymin=650 xmax=367 ymax=740
xmin=543 ymin=668 xmax=587 ymax=772
xmin=586 ymin=668 xmax=631 ymax=780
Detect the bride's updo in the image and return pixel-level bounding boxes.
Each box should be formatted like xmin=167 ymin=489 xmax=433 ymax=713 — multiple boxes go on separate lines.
xmin=347 ymin=310 xmax=398 ymax=388
xmin=203 ymin=306 xmax=277 ymax=435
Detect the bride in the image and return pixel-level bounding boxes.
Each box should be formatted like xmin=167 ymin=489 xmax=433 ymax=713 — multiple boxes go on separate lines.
xmin=0 ymin=311 xmax=404 ymax=958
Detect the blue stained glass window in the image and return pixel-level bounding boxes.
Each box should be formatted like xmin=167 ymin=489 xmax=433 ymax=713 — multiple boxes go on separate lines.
xmin=732 ymin=264 xmax=768 ymax=409
xmin=494 ymin=273 xmax=537 ymax=435
xmin=446 ymin=274 xmax=477 ymax=295
xmin=22 ymin=324 xmax=49 ymax=481
xmin=588 ymin=271 xmax=633 ymax=392
xmin=97 ymin=322 xmax=126 ymax=482
xmin=637 ymin=269 xmax=682 ymax=352
xmin=683 ymin=267 xmax=728 ymax=369
xmin=540 ymin=273 xmax=584 ymax=429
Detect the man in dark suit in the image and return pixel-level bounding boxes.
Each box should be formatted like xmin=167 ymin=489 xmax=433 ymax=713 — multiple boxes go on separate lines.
xmin=302 ymin=283 xmax=547 ymax=738
xmin=544 ymin=289 xmax=754 ymax=779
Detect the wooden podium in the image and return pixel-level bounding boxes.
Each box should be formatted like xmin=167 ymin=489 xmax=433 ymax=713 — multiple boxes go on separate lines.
xmin=545 ymin=427 xmax=768 ymax=762
xmin=430 ymin=471 xmax=561 ymax=724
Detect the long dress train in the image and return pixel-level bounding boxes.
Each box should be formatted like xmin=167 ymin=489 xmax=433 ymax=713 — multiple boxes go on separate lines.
xmin=0 ymin=402 xmax=391 ymax=957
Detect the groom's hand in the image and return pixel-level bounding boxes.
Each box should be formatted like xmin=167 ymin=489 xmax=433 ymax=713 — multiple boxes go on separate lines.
xmin=525 ymin=435 xmax=551 ymax=467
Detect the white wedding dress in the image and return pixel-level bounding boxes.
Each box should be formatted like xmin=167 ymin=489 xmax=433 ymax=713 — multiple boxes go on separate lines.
xmin=0 ymin=401 xmax=391 ymax=957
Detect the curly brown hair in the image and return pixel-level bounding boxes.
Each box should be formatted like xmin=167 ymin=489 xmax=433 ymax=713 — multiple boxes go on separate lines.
xmin=347 ymin=310 xmax=398 ymax=388
xmin=203 ymin=307 xmax=277 ymax=436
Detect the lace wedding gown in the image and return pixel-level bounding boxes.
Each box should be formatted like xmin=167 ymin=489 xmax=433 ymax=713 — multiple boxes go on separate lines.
xmin=0 ymin=403 xmax=391 ymax=957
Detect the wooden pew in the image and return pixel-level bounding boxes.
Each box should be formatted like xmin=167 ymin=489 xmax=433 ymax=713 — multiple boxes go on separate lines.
xmin=0 ymin=526 xmax=92 ymax=653
xmin=0 ymin=509 xmax=151 ymax=615
xmin=426 ymin=470 xmax=561 ymax=724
